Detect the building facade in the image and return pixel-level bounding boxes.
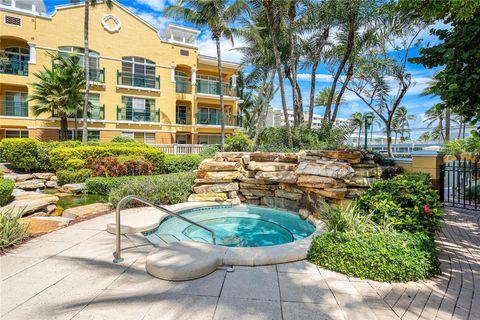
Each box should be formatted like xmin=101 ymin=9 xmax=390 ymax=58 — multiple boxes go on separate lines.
xmin=0 ymin=0 xmax=242 ymax=144
xmin=265 ymin=107 xmax=348 ymax=129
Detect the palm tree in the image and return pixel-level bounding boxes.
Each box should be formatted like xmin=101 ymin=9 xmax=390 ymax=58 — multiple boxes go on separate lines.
xmin=419 ymin=132 xmax=430 ymax=143
xmin=165 ymin=0 xmax=248 ymax=152
xmin=392 ymin=106 xmax=416 ymax=141
xmin=349 ymin=112 xmax=365 ymax=148
xmin=424 ymin=104 xmax=445 ymax=142
xmin=70 ymin=0 xmax=113 ymax=144
xmin=29 ymin=54 xmax=86 ymax=141
xmin=260 ymin=0 xmax=293 ymax=148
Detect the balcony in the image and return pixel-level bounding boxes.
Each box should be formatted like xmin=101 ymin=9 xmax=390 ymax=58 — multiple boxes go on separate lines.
xmin=117 ymin=106 xmax=160 ymax=123
xmin=176 ymin=111 xmax=191 ymax=125
xmin=176 ymin=80 xmax=191 ymax=94
xmin=0 ymin=101 xmax=28 ymax=117
xmin=197 ymin=112 xmax=240 ymax=126
xmin=116 ymin=71 xmax=160 ymax=91
xmin=0 ymin=59 xmax=28 ymax=76
xmin=196 ymin=80 xmax=237 ymax=97
xmin=52 ymin=104 xmax=105 ymax=120
xmin=89 ymin=68 xmax=105 ymax=83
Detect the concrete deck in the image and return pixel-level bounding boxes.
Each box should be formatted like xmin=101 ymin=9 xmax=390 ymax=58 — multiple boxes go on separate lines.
xmin=1 ymin=207 xmax=479 ymax=319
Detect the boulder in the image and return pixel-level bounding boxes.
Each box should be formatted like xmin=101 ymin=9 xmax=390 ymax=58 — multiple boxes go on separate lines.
xmin=274 ymin=189 xmax=303 ymax=201
xmin=255 ymin=171 xmax=297 ymax=183
xmin=188 ymin=193 xmax=228 ymax=202
xmin=346 ymin=188 xmax=367 ymax=198
xmin=238 ymin=176 xmax=277 ymax=184
xmin=50 ymin=175 xmax=58 ymax=181
xmin=192 ymin=182 xmax=239 ymax=194
xmin=228 ymin=191 xmax=238 ymax=199
xmin=15 ymin=179 xmax=46 ymax=190
xmin=59 ymin=183 xmax=85 ymax=194
xmin=195 ymin=171 xmax=240 ymax=182
xmin=278 ymin=183 xmax=303 ymax=194
xmin=344 ymin=177 xmax=379 ymax=187
xmin=244 ymin=199 xmax=260 ymax=205
xmin=230 ymin=197 xmax=241 ymax=205
xmin=45 ymin=204 xmax=57 ymax=214
xmin=20 ymin=216 xmax=70 ymax=235
xmin=33 ymin=172 xmax=56 ymax=180
xmin=240 ymin=189 xmax=274 ymax=197
xmin=250 ymin=152 xmax=279 ymax=162
xmin=261 ymin=196 xmax=300 ymax=212
xmin=14 ymin=192 xmax=59 ymax=204
xmin=247 ymin=161 xmax=297 ymax=172
xmin=306 ymin=150 xmax=363 ymax=164
xmin=239 ymin=182 xmax=278 ymax=190
xmin=198 ymin=159 xmax=242 ymax=172
xmin=352 ymin=165 xmax=382 ymax=178
xmin=277 ymin=153 xmax=298 ymax=163
xmin=62 ymin=203 xmax=112 ymax=219
xmin=304 ymin=187 xmax=346 ymax=199
xmin=242 ymin=170 xmax=257 ymax=178
xmin=1 ymin=199 xmax=49 ymax=217
xmin=214 ymin=152 xmax=247 ymax=161
xmin=46 ymin=181 xmax=58 ymax=188
xmin=13 ymin=174 xmax=34 ymax=182
xmin=296 ymin=161 xmax=354 ymax=179
xmin=296 ymin=175 xmax=346 ymax=189
xmin=241 ymin=154 xmax=251 ymax=165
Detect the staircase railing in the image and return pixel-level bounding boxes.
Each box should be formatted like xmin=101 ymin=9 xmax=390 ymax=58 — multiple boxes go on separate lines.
xmin=113 ymin=195 xmax=217 ymax=263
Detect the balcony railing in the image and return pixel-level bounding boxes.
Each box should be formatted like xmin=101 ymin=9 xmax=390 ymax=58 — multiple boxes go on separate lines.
xmin=89 ymin=68 xmax=105 ymax=83
xmin=117 ymin=106 xmax=160 ymax=122
xmin=0 ymin=101 xmax=28 ymax=117
xmin=0 ymin=59 xmax=28 ymax=76
xmin=196 ymin=80 xmax=236 ymax=96
xmin=117 ymin=71 xmax=160 ymax=90
xmin=197 ymin=112 xmax=240 ymax=126
xmin=176 ymin=111 xmax=191 ymax=125
xmin=52 ymin=104 xmax=105 ymax=120
xmin=176 ymin=80 xmax=191 ymax=94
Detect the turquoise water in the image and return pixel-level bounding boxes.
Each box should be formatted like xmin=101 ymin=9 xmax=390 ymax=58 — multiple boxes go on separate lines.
xmin=145 ymin=205 xmax=315 ymax=247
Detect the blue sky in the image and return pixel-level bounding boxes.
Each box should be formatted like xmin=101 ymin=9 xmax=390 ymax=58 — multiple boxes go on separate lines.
xmin=44 ymin=0 xmax=444 ymax=137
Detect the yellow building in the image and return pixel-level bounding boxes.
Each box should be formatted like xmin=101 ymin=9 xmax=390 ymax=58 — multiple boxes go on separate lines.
xmin=0 ymin=0 xmax=242 ymax=144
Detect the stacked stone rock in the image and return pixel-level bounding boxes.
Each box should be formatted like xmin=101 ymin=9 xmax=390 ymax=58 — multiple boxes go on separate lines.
xmin=188 ymin=150 xmax=383 ymax=215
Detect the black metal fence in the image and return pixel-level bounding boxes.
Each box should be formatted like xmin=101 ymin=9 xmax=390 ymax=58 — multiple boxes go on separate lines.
xmin=440 ymin=160 xmax=480 ymax=211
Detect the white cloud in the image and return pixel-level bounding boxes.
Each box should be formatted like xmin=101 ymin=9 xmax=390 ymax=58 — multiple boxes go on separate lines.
xmin=197 ymin=33 xmax=246 ymax=63
xmin=123 ymin=5 xmax=172 ymax=31
xmin=134 ymin=0 xmax=168 ymax=11
xmin=297 ymin=73 xmax=334 ymax=82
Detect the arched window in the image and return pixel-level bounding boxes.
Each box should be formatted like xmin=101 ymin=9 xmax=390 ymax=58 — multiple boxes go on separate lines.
xmin=121 ymin=56 xmax=156 ymax=88
xmin=3 ymin=47 xmax=29 ymax=75
xmin=58 ymin=46 xmax=100 ymax=80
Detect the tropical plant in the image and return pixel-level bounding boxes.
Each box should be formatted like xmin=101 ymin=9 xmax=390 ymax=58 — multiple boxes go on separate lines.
xmin=0 ymin=210 xmax=29 ymax=252
xmin=349 ymin=112 xmax=365 ymax=148
xmin=392 ymin=106 xmax=416 ymax=142
xmin=29 ymin=53 xmax=86 ymax=141
xmin=165 ymin=0 xmax=249 ymax=151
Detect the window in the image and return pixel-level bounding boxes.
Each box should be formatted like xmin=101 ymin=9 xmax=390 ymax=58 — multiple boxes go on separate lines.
xmin=5 ymin=130 xmax=28 ymax=138
xmin=126 ymin=132 xmax=155 ymax=144
xmin=121 ymin=132 xmax=134 ymax=138
xmin=58 ymin=46 xmax=100 ymax=73
xmin=3 ymin=47 xmax=29 ymax=75
xmin=198 ymin=107 xmax=220 ymax=125
xmin=176 ymin=134 xmax=188 ymax=144
xmin=121 ymin=56 xmax=156 ymax=88
xmin=180 ymin=49 xmax=189 ymax=56
xmin=63 ymin=130 xmax=100 ymax=141
xmin=176 ymin=105 xmax=189 ymax=124
xmin=120 ymin=96 xmax=156 ymax=122
xmin=198 ymin=135 xmax=221 ymax=145
xmin=144 ymin=133 xmax=155 ymax=145
xmin=5 ymin=92 xmax=28 ymax=117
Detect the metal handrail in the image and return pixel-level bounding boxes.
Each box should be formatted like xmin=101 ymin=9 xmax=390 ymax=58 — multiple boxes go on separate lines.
xmin=113 ymin=195 xmax=217 ymax=263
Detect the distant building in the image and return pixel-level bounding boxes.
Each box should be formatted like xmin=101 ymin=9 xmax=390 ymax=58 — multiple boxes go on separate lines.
xmin=265 ymin=107 xmax=348 ymax=129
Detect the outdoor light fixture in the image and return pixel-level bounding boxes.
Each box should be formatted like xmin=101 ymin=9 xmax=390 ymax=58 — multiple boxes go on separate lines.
xmin=364 ymin=113 xmax=375 ymax=150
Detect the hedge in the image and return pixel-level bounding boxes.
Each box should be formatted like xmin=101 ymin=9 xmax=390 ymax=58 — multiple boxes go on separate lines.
xmin=307 ymin=231 xmax=440 ymax=282
xmin=49 ymin=145 xmax=165 ymax=173
xmin=108 ymin=172 xmax=195 ymax=206
xmin=85 ymin=176 xmax=140 ymax=195
xmin=57 ymin=169 xmax=92 ymax=185
xmin=0 ymin=178 xmax=15 ymax=206
xmin=355 ymin=173 xmax=443 ymax=235
xmin=162 ymin=154 xmax=203 ymax=173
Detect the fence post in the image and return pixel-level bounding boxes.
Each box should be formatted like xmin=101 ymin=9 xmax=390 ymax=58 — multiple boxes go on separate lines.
xmin=173 ymin=144 xmax=178 ymax=155
xmin=411 ymin=150 xmax=445 ymax=190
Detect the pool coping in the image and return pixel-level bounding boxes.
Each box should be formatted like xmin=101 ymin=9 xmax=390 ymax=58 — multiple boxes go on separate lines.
xmin=107 ymin=202 xmax=326 ymax=268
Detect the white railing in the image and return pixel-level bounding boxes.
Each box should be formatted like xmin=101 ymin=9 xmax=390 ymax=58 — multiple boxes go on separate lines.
xmin=154 ymin=144 xmax=208 ymax=155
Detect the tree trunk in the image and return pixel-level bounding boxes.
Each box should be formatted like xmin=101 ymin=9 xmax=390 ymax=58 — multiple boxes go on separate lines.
xmin=253 ymin=70 xmax=276 ymax=144
xmin=249 ymin=77 xmax=267 ymax=137
xmin=82 ymin=1 xmax=90 ymax=145
xmin=307 ymin=60 xmax=318 ymax=129
xmin=215 ymin=37 xmax=226 ymax=152
xmin=445 ymin=108 xmax=451 ymax=142
xmin=385 ymin=124 xmax=393 ymax=158
xmin=263 ymin=1 xmax=293 ymax=148
xmin=288 ymin=1 xmax=301 ymax=128
xmin=331 ymin=63 xmax=353 ymax=123
xmin=357 ymin=127 xmax=362 ymax=148
xmin=60 ymin=114 xmax=69 ymax=142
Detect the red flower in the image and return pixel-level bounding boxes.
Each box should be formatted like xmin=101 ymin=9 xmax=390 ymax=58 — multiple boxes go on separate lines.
xmin=422 ymin=205 xmax=431 ymax=215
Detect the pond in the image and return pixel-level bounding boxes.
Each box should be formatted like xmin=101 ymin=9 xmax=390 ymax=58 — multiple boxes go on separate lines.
xmin=40 ymin=189 xmax=108 ymax=214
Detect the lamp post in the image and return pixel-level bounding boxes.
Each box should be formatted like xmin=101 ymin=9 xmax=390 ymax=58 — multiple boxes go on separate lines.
xmin=364 ymin=113 xmax=374 ymax=150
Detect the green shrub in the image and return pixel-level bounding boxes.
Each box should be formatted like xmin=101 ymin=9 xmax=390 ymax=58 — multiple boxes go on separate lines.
xmin=225 ymin=131 xmax=254 ymax=152
xmin=0 ymin=138 xmax=40 ymax=172
xmin=111 ymin=136 xmax=136 ymax=143
xmin=57 ymin=169 xmax=92 ymax=185
xmin=0 ymin=178 xmax=15 ymax=206
xmin=307 ymin=231 xmax=440 ymax=282
xmin=199 ymin=145 xmax=220 ymax=158
xmin=108 ymin=172 xmax=195 ymax=206
xmin=65 ymin=158 xmax=86 ymax=171
xmin=49 ymin=145 xmax=165 ymax=173
xmin=0 ymin=211 xmax=29 ymax=252
xmin=355 ymin=173 xmax=443 ymax=235
xmin=162 ymin=154 xmax=203 ymax=173
xmin=85 ymin=176 xmax=138 ymax=195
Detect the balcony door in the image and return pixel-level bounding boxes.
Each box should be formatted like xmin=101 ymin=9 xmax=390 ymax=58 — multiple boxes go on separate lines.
xmin=122 ymin=57 xmax=156 ymax=88
xmin=3 ymin=47 xmax=29 ymax=75
xmin=5 ymin=91 xmax=27 ymax=117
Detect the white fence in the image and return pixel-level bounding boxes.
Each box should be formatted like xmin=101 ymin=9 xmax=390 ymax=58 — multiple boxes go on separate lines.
xmin=154 ymin=144 xmax=209 ymax=155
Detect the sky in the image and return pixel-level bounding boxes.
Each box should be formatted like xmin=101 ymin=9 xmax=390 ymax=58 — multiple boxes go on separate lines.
xmin=43 ymin=0 xmax=446 ymax=138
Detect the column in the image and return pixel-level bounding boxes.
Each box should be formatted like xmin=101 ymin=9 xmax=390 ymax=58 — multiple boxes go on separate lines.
xmin=191 ymin=68 xmax=197 ymax=85
xmin=171 ymin=65 xmax=176 ymax=83
xmin=231 ymin=74 xmax=238 ymax=88
xmin=411 ymin=150 xmax=445 ymax=190
xmin=28 ymin=42 xmax=36 ymax=64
